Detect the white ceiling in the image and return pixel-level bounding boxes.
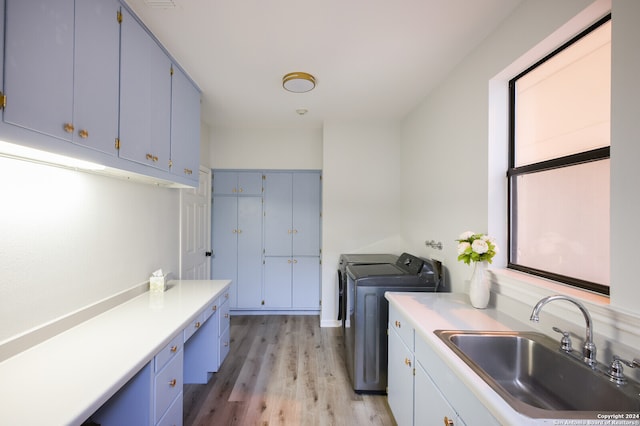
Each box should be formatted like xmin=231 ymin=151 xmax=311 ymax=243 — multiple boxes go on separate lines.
xmin=124 ymin=0 xmax=522 ymax=129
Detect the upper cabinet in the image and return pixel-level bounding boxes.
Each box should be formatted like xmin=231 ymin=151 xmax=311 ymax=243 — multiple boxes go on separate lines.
xmin=213 ymin=171 xmax=263 ymax=195
xmin=3 ymin=0 xmax=120 ymax=155
xmin=264 ymin=172 xmax=321 ymax=257
xmin=4 ymin=0 xmax=76 ymax=140
xmin=170 ymin=66 xmax=201 ymax=180
xmin=74 ymin=0 xmax=121 ymax=155
xmin=119 ymin=7 xmax=171 ymax=171
xmin=0 ymin=0 xmax=201 ymax=187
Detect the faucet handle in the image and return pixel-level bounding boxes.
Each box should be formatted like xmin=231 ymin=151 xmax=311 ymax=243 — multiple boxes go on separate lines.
xmin=608 ymin=355 xmax=637 ymax=385
xmin=552 ymin=327 xmax=573 ymax=352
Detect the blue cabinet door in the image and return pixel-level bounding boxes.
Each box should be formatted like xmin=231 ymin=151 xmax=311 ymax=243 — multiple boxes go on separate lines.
xmin=264 ymin=173 xmax=293 ymax=256
xmin=237 ymin=172 xmax=263 ymax=195
xmin=119 ymin=7 xmax=171 ymax=170
xmin=264 ymin=257 xmax=293 ymax=308
xmin=292 ymin=172 xmax=321 ymax=256
xmin=213 ymin=171 xmax=263 ymax=195
xmin=4 ymin=0 xmax=74 ymax=140
xmin=73 ymin=0 xmax=120 ymax=155
xmin=211 ymin=196 xmax=238 ymax=306
xmin=170 ymin=66 xmax=200 ymax=181
xmin=236 ymin=197 xmax=263 ymax=308
xmin=292 ymin=257 xmax=320 ymax=308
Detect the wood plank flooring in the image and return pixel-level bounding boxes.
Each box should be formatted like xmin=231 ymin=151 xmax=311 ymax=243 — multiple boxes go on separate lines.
xmin=183 ymin=315 xmax=397 ymax=426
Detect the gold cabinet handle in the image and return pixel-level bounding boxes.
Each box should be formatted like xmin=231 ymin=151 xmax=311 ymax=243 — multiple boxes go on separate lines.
xmin=288 ymin=229 xmax=292 ymax=234
xmin=146 ymin=153 xmax=153 ymax=161
xmin=293 ymin=259 xmax=298 ymax=264
xmin=78 ymin=129 xmax=89 ymax=139
xmin=238 ymin=187 xmax=243 ymax=193
xmin=224 ymin=313 xmax=229 ymax=319
xmin=169 ymin=379 xmax=177 ymax=387
xmin=195 ymin=321 xmax=201 ymax=328
xmin=237 ymin=229 xmax=242 ymax=234
xmin=63 ymin=123 xmax=75 ymax=133
xmin=288 ymin=259 xmax=292 ymax=264
xmin=184 ymin=168 xmax=192 ymax=175
xmin=395 ymin=320 xmax=401 ymax=328
xmin=225 ymin=293 xmax=229 ymax=299
xmin=443 ymin=416 xmax=454 ymax=426
xmin=404 ymin=358 xmax=412 ymax=367
xmin=212 ymin=305 xmax=217 ymax=312
xmin=293 ymin=229 xmax=298 ymax=234
xmin=145 ymin=154 xmax=158 ymax=162
xmin=170 ymin=345 xmax=178 ymax=353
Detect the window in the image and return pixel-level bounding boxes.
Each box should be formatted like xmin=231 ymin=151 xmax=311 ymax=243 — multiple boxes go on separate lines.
xmin=508 ymin=15 xmax=611 ymax=295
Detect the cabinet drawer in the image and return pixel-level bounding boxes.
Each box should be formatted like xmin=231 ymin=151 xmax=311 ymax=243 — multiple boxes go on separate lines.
xmin=389 ymin=305 xmax=414 ymax=351
xmin=157 ymin=389 xmax=183 ymax=426
xmin=219 ymin=326 xmax=230 ymax=366
xmin=184 ymin=312 xmax=205 ymax=343
xmin=155 ymin=349 xmax=183 ymax=423
xmin=203 ymin=300 xmax=218 ymax=322
xmin=155 ymin=334 xmax=182 ymax=373
xmin=219 ymin=298 xmax=231 ymax=335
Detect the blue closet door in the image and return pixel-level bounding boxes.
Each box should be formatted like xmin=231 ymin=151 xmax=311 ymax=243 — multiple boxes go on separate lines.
xmin=211 ymin=196 xmax=238 ymax=306
xmin=292 ymin=172 xmax=321 ymax=256
xmin=236 ymin=196 xmax=263 ymax=309
xmin=264 ymin=173 xmax=293 ymax=256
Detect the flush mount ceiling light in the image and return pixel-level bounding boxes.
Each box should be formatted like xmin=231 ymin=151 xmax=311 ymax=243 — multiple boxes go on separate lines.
xmin=283 ymin=72 xmax=316 ymax=93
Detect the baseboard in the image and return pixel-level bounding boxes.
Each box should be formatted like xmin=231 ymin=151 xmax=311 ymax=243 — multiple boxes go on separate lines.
xmin=230 ymin=309 xmax=320 ymax=316
xmin=321 ymin=319 xmax=341 ymax=328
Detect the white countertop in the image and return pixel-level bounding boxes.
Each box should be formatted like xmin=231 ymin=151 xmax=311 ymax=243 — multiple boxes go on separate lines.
xmin=0 ymin=279 xmax=230 ymax=425
xmin=385 ymin=292 xmax=559 ymax=425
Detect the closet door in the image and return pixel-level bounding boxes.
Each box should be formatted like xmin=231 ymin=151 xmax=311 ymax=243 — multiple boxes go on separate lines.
xmin=236 ymin=196 xmax=263 ymax=309
xmin=263 ymin=173 xmax=293 ymax=256
xmin=292 ymin=172 xmax=321 ymax=256
xmin=211 ymin=196 xmax=238 ymax=306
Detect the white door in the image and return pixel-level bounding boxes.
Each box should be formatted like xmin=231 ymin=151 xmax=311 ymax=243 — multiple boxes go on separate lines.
xmin=180 ymin=166 xmax=211 ymax=279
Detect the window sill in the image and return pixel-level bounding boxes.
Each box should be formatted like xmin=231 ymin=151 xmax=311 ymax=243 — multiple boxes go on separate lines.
xmin=488 ymin=268 xmax=640 ymax=362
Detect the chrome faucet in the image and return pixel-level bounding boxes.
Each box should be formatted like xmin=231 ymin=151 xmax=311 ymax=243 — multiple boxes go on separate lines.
xmin=530 ymin=295 xmax=597 ymax=367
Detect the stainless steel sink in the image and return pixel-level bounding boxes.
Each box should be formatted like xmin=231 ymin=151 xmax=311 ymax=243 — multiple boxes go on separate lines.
xmin=435 ymin=330 xmax=640 ymax=419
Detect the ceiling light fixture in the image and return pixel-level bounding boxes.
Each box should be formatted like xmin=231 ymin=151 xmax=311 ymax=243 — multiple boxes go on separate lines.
xmin=283 ymin=72 xmax=316 ymax=93
xmin=296 ymin=108 xmax=308 ymax=115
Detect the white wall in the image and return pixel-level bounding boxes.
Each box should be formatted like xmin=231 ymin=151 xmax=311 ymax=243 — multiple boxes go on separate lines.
xmin=209 ymin=127 xmax=323 ymax=170
xmin=321 ymin=121 xmax=404 ymax=326
xmin=400 ymin=0 xmax=617 ymax=295
xmin=0 ymin=157 xmax=179 ymax=343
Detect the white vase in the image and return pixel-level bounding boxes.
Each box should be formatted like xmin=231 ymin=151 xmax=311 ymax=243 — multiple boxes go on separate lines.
xmin=469 ymin=261 xmax=490 ymax=309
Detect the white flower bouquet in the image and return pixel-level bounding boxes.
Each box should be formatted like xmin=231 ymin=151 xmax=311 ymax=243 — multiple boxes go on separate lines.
xmin=456 ymin=231 xmax=498 ymax=264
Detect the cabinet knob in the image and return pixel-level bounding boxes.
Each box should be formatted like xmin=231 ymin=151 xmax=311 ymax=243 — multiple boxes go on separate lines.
xmin=395 ymin=320 xmax=401 ymax=328
xmin=224 ymin=341 xmax=229 ymax=347
xmin=169 ymin=379 xmax=177 ymax=387
xmin=170 ymin=345 xmax=178 ymax=353
xmin=63 ymin=123 xmax=75 ymax=133
xmin=212 ymin=305 xmax=217 ymax=312
xmin=288 ymin=259 xmax=292 ymax=264
xmin=443 ymin=416 xmax=454 ymax=426
xmin=145 ymin=153 xmax=158 ymax=162
xmin=195 ymin=321 xmax=201 ymax=328
xmin=224 ymin=313 xmax=229 ymax=318
xmin=184 ymin=168 xmax=193 ymax=175
xmin=232 ymin=229 xmax=238 ymax=234
xmin=238 ymin=187 xmax=243 ymax=193
xmin=288 ymin=229 xmax=292 ymax=234
xmin=404 ymin=358 xmax=412 ymax=367
xmin=78 ymin=129 xmax=89 ymax=139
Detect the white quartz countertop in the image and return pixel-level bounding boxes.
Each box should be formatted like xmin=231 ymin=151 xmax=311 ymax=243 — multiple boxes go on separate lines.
xmin=0 ymin=279 xmax=230 ymax=425
xmin=385 ymin=292 xmax=562 ymax=425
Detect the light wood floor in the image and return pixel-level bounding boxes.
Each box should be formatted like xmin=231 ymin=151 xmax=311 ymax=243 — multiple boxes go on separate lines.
xmin=183 ymin=315 xmax=397 ymax=426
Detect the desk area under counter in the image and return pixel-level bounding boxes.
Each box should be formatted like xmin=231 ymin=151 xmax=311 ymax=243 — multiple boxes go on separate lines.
xmin=0 ymin=279 xmax=231 ymax=426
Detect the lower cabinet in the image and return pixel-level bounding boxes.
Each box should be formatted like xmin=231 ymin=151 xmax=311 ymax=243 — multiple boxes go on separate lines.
xmin=387 ymin=325 xmax=415 ymax=426
xmin=90 ymin=287 xmax=231 ymax=425
xmin=263 ymin=256 xmax=320 ymax=309
xmin=387 ymin=305 xmax=499 ymax=426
